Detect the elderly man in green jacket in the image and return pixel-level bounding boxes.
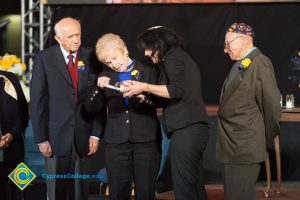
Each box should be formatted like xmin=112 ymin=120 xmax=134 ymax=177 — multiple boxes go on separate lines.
xmin=217 ymin=22 xmax=281 ymax=200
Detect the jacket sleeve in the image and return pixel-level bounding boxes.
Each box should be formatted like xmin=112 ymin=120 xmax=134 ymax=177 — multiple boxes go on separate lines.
xmin=0 ymin=76 xmax=20 ymax=138
xmin=257 ymin=56 xmax=281 ymax=148
xmin=83 ymin=67 xmax=106 ymax=139
xmin=145 ymin=64 xmax=169 ymax=108
xmin=164 ymin=50 xmax=185 ymax=100
xmin=30 ymin=53 xmax=50 ymax=144
xmin=11 ymin=73 xmax=29 ymax=137
xmin=91 ymin=105 xmax=107 ymax=139
xmin=84 ymin=87 xmax=104 ymax=114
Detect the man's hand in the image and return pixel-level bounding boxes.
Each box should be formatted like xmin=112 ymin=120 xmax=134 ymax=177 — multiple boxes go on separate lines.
xmin=88 ymin=137 xmax=100 ymax=156
xmin=38 ymin=141 xmax=52 ymax=157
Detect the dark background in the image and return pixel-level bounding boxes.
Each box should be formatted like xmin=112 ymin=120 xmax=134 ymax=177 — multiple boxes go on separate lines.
xmin=0 ymin=0 xmax=20 ymax=15
xmin=49 ymin=3 xmax=300 ymax=186
xmin=50 ymin=3 xmax=300 ymax=104
xmin=1 ymin=2 xmax=299 ymax=198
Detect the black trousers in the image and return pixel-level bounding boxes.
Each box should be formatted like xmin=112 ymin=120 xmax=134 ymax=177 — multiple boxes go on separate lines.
xmin=105 ymin=140 xmax=161 ymax=200
xmin=222 ymin=163 xmax=261 ymax=200
xmin=0 ymin=138 xmax=24 ymax=200
xmin=170 ymin=123 xmax=209 ymax=200
xmin=45 ymin=143 xmax=88 ymax=200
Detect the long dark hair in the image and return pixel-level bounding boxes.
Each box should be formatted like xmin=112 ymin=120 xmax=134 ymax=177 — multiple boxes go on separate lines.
xmin=137 ymin=26 xmax=185 ymax=61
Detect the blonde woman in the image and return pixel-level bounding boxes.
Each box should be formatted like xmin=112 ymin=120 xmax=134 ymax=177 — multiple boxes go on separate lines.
xmin=92 ymin=33 xmax=161 ymax=200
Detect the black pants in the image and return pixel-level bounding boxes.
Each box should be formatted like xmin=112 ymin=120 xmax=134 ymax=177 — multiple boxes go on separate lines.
xmin=45 ymin=143 xmax=88 ymax=200
xmin=0 ymin=138 xmax=24 ymax=200
xmin=170 ymin=123 xmax=209 ymax=200
xmin=222 ymin=163 xmax=261 ymax=200
xmin=105 ymin=140 xmax=161 ymax=200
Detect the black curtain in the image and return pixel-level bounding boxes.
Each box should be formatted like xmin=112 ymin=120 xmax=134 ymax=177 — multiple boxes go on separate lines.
xmin=51 ymin=3 xmax=300 ymax=104
xmin=50 ymin=4 xmax=300 ymax=183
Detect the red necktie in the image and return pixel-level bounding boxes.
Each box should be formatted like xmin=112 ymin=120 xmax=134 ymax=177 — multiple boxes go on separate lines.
xmin=67 ymin=54 xmax=78 ymax=100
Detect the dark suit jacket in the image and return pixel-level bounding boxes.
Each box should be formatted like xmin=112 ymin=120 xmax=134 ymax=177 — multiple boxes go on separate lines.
xmin=30 ymin=45 xmax=104 ymax=157
xmin=0 ymin=70 xmax=29 ymax=164
xmin=160 ymin=47 xmax=208 ymax=136
xmin=216 ymin=49 xmax=281 ymax=164
xmin=99 ymin=61 xmax=161 ymax=143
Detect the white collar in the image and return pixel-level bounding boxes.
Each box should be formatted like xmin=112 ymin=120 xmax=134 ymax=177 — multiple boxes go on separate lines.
xmin=60 ymin=45 xmax=77 ymax=60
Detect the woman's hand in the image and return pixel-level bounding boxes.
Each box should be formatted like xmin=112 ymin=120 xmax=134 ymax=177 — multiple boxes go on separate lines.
xmin=0 ymin=133 xmax=13 ymax=149
xmin=0 ymin=138 xmax=6 ymax=149
xmin=97 ymin=76 xmax=111 ymax=89
xmin=121 ymin=80 xmax=148 ymax=97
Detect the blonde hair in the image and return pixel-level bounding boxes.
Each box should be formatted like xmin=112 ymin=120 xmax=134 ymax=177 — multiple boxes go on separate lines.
xmin=95 ymin=33 xmax=127 ymax=63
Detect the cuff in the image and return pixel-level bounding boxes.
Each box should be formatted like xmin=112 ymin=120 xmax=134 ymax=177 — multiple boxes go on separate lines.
xmin=90 ymin=136 xmax=100 ymax=140
xmin=38 ymin=141 xmax=49 ymax=146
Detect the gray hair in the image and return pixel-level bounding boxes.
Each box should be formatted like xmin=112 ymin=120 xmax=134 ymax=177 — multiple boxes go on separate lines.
xmin=54 ymin=23 xmax=61 ymax=36
xmin=54 ymin=17 xmax=80 ymax=37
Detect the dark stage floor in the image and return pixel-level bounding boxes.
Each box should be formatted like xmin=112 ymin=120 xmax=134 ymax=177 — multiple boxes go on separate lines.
xmin=155 ymin=183 xmax=300 ymax=200
xmin=86 ymin=182 xmax=300 ymax=200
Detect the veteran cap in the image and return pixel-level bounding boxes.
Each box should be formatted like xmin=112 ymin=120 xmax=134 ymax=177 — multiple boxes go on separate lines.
xmin=227 ymin=22 xmax=254 ymax=38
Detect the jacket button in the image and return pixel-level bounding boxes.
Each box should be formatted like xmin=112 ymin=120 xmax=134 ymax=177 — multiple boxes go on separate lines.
xmin=126 ymin=120 xmax=129 ymax=123
xmin=125 ymin=110 xmax=129 ymax=114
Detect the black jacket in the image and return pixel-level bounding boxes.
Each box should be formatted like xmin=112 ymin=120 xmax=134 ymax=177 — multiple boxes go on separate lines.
xmin=0 ymin=70 xmax=29 ymax=164
xmin=0 ymin=70 xmax=28 ymax=138
xmin=160 ymin=48 xmax=208 ymax=135
xmin=86 ymin=61 xmax=161 ymax=143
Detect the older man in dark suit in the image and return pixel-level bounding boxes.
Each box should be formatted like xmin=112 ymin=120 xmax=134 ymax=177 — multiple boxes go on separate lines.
xmin=217 ymin=22 xmax=281 ymax=200
xmin=0 ymin=70 xmax=29 ymax=200
xmin=30 ymin=17 xmax=104 ymax=200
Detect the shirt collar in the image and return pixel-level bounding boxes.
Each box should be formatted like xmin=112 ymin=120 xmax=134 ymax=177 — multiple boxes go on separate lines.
xmin=60 ymin=45 xmax=77 ymax=61
xmin=241 ymin=46 xmax=257 ymax=60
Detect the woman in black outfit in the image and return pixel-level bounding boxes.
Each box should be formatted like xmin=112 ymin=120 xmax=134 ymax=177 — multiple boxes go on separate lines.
xmin=122 ymin=26 xmax=209 ymax=200
xmin=92 ymin=33 xmax=161 ymax=200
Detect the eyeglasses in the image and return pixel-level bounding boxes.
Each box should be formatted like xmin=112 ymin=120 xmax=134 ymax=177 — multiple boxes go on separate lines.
xmin=224 ymin=36 xmax=242 ymax=49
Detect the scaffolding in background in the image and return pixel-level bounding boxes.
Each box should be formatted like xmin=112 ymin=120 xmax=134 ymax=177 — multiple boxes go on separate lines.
xmin=21 ymin=0 xmax=106 ymax=71
xmin=21 ymin=0 xmax=52 ymax=71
